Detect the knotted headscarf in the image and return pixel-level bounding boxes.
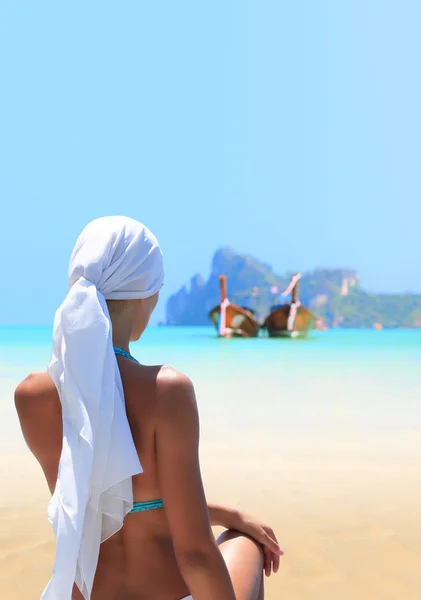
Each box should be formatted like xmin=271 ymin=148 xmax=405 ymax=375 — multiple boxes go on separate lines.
xmin=42 ymin=216 xmax=164 ymax=600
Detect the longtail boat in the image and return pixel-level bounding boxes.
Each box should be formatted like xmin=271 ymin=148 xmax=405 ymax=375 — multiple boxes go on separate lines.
xmin=264 ymin=273 xmax=315 ymax=338
xmin=209 ymin=275 xmax=260 ymax=338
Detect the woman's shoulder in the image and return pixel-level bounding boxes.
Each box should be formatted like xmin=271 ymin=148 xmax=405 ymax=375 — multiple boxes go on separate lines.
xmin=129 ymin=361 xmax=193 ymax=392
xmin=123 ymin=362 xmax=196 ymax=417
xmin=15 ymin=371 xmax=58 ymax=403
xmin=14 ymin=371 xmax=61 ymax=438
xmin=156 ymin=364 xmax=193 ymax=390
xmin=154 ymin=365 xmax=197 ymax=418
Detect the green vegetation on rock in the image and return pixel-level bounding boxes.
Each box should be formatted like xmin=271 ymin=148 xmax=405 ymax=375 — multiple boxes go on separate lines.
xmin=165 ymin=248 xmax=421 ymax=328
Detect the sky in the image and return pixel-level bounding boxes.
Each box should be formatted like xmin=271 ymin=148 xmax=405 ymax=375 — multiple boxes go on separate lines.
xmin=0 ymin=1 xmax=420 ymax=325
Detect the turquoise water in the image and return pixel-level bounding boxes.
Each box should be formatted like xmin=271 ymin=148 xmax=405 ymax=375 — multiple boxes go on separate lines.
xmin=1 ymin=326 xmax=420 ymax=381
xmin=1 ymin=327 xmax=420 ymax=449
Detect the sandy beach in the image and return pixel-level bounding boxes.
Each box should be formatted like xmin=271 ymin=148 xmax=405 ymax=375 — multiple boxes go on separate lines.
xmin=1 ymin=429 xmax=420 ymax=600
xmin=1 ymin=328 xmax=421 ymax=599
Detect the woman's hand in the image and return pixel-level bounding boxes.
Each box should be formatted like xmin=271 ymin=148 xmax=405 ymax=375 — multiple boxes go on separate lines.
xmin=230 ymin=511 xmax=284 ymax=577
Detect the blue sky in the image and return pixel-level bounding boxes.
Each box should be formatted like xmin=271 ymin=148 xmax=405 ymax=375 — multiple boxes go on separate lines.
xmin=0 ymin=1 xmax=420 ymax=325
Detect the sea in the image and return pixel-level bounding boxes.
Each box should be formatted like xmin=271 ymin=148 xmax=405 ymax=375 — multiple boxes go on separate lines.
xmin=1 ymin=326 xmax=420 ymax=456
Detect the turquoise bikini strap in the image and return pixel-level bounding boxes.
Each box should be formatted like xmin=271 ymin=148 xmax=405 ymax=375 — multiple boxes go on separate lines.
xmin=131 ymin=499 xmax=164 ymax=513
xmin=113 ymin=346 xmax=139 ymax=363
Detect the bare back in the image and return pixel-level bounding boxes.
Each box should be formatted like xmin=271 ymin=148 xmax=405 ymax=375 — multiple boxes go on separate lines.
xmin=15 ymin=357 xmax=197 ymax=600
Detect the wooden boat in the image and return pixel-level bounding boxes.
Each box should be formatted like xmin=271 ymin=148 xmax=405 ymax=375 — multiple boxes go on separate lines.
xmin=264 ymin=273 xmax=315 ymax=338
xmin=209 ymin=275 xmax=260 ymax=338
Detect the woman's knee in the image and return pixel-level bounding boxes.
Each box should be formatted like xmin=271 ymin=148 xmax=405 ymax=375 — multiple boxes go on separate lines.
xmin=217 ymin=529 xmax=264 ymax=565
xmin=217 ymin=529 xmax=264 ymax=600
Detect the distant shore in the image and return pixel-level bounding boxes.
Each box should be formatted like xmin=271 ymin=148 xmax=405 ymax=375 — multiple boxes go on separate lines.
xmin=165 ymin=248 xmax=421 ymax=329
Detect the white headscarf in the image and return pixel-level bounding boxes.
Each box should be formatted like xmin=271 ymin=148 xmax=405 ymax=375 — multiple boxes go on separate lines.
xmin=42 ymin=216 xmax=164 ymax=600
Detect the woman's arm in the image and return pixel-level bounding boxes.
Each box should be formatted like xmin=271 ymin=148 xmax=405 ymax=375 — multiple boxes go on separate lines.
xmin=155 ymin=367 xmax=236 ymax=600
xmin=14 ymin=373 xmax=63 ymax=494
xmin=207 ymin=503 xmax=283 ymax=577
xmin=207 ymin=503 xmax=240 ymax=528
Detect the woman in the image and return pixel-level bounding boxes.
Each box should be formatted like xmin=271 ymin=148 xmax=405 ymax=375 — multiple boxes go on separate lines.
xmin=15 ymin=216 xmax=282 ymax=600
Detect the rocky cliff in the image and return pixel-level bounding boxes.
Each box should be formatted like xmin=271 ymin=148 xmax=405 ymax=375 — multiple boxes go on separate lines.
xmin=165 ymin=248 xmax=421 ymax=328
